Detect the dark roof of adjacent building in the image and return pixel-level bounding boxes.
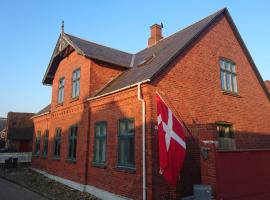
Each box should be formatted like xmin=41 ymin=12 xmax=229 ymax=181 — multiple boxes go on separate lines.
xmin=42 ymin=8 xmax=270 ymax=101
xmin=8 ymin=127 xmax=33 ymax=140
xmin=6 ymin=112 xmax=34 ymax=140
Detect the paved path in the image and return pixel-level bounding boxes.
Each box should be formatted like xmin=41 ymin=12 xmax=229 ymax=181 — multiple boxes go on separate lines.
xmin=0 ymin=177 xmax=48 ymax=200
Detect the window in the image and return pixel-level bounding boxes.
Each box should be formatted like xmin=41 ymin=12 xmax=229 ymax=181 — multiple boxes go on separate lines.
xmin=42 ymin=130 xmax=49 ymax=157
xmin=58 ymin=78 xmax=65 ymax=104
xmin=220 ymin=59 xmax=238 ymax=93
xmin=68 ymin=126 xmax=77 ymax=160
xmin=72 ymin=69 xmax=80 ymax=99
xmin=34 ymin=131 xmax=41 ymax=156
xmin=217 ymin=123 xmax=236 ymax=150
xmin=118 ymin=118 xmax=135 ymax=168
xmin=93 ymin=122 xmax=107 ymax=165
xmin=54 ymin=128 xmax=61 ymax=158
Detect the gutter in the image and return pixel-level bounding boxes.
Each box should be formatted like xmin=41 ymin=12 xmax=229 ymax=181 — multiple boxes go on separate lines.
xmin=87 ymin=79 xmax=151 ymax=101
xmin=137 ymin=83 xmax=147 ymax=200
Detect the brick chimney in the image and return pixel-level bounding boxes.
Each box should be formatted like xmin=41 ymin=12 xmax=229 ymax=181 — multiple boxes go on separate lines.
xmin=148 ymin=24 xmax=163 ymax=47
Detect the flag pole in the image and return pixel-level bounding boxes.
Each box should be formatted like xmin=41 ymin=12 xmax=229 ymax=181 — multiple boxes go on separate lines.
xmin=156 ymin=91 xmax=194 ymax=139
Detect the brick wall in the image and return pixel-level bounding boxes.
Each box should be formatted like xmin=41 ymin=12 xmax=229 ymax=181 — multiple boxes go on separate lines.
xmin=32 ymin=113 xmax=50 ymax=171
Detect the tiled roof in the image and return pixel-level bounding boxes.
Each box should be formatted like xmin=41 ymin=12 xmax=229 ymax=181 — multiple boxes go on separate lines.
xmin=33 ymin=104 xmax=51 ymax=118
xmin=64 ymin=33 xmax=133 ymax=68
xmin=96 ymin=8 xmax=225 ymax=96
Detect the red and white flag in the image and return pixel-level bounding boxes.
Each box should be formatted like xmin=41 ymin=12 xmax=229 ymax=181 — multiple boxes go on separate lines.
xmin=156 ymin=93 xmax=186 ymax=186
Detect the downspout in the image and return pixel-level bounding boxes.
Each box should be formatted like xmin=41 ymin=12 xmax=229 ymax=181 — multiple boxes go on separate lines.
xmin=137 ymin=83 xmax=146 ymax=200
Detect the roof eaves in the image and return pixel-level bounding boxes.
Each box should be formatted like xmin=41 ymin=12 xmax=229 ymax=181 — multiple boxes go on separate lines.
xmin=30 ymin=112 xmax=50 ymax=120
xmin=88 ymin=79 xmax=151 ymax=101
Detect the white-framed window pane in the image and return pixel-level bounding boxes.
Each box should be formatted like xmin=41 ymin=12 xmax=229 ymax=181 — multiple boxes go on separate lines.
xmin=95 ymin=139 xmax=100 ymax=161
xmin=220 ymin=60 xmax=225 ymax=69
xmin=76 ymin=81 xmax=80 ymax=97
xmin=231 ymin=65 xmax=236 ymax=73
xmin=232 ymin=75 xmax=238 ymax=93
xmin=225 ymin=62 xmax=231 ymax=71
xmin=101 ymin=139 xmax=106 ymax=162
xmin=226 ymin=73 xmax=232 ymax=92
xmin=221 ymin=71 xmax=226 ymax=90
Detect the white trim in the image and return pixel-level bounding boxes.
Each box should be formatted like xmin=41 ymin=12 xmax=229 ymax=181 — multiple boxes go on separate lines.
xmin=30 ymin=112 xmax=50 ymax=119
xmin=31 ymin=168 xmax=132 ymax=200
xmin=85 ymin=185 xmax=132 ymax=200
xmin=87 ymin=79 xmax=151 ymax=101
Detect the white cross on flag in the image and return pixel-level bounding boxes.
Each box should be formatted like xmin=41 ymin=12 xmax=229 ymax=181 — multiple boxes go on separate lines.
xmin=156 ymin=93 xmax=186 ymax=186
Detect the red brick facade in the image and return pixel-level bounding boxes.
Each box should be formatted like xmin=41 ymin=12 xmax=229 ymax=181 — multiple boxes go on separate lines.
xmin=32 ymin=12 xmax=270 ymax=200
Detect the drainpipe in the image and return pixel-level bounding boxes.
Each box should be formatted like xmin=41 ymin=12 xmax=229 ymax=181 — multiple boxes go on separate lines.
xmin=137 ymin=83 xmax=146 ymax=200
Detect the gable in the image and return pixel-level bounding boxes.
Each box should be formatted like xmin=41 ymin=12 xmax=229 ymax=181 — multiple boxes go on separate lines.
xmin=42 ymin=33 xmax=132 ymax=85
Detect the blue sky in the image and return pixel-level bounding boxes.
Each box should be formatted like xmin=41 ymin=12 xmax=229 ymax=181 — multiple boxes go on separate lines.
xmin=0 ymin=1 xmax=269 ymax=117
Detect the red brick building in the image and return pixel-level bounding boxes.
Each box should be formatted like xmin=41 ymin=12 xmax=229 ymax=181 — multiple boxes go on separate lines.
xmin=32 ymin=8 xmax=270 ymax=199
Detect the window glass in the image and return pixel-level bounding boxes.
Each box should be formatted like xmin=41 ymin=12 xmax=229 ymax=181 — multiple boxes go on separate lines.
xmin=118 ymin=119 xmax=135 ymax=168
xmin=72 ymin=69 xmax=80 ymax=98
xmin=54 ymin=128 xmax=61 ymax=158
xmin=220 ymin=59 xmax=238 ymax=93
xmin=68 ymin=126 xmax=77 ymax=160
xmin=93 ymin=122 xmax=107 ymax=164
xmin=58 ymin=78 xmax=65 ymax=103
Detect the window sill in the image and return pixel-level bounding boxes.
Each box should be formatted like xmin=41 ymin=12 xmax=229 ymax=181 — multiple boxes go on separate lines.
xmin=56 ymin=103 xmax=64 ymax=108
xmin=92 ymin=162 xmax=107 ymax=169
xmin=71 ymin=97 xmax=79 ymax=102
xmin=222 ymin=91 xmax=241 ymax=98
xmin=66 ymin=158 xmax=76 ymax=164
xmin=53 ymin=157 xmax=60 ymax=161
xmin=114 ymin=166 xmax=136 ymax=174
xmin=33 ymin=154 xmax=40 ymax=157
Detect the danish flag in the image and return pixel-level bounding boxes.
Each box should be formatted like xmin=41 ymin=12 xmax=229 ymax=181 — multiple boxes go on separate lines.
xmin=156 ymin=93 xmax=186 ymax=186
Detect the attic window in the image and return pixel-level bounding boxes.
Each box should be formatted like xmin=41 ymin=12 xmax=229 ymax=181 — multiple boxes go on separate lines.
xmin=137 ymin=54 xmax=155 ymax=67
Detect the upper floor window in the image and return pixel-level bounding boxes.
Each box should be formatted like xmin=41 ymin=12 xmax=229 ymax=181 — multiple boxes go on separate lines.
xmin=72 ymin=69 xmax=80 ymax=99
xmin=58 ymin=78 xmax=65 ymax=104
xmin=68 ymin=125 xmax=77 ymax=161
xmin=93 ymin=122 xmax=107 ymax=165
xmin=34 ymin=131 xmax=41 ymax=156
xmin=42 ymin=130 xmax=49 ymax=157
xmin=217 ymin=122 xmax=236 ymax=150
xmin=220 ymin=59 xmax=238 ymax=93
xmin=118 ymin=118 xmax=135 ymax=168
xmin=54 ymin=128 xmax=61 ymax=158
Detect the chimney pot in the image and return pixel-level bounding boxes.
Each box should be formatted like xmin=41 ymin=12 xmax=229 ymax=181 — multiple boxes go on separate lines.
xmin=148 ymin=23 xmax=163 ymax=47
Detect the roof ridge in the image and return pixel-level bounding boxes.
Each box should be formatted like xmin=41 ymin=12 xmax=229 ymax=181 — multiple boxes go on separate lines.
xmin=135 ymin=8 xmax=227 ymax=55
xmin=64 ymin=33 xmax=134 ymax=55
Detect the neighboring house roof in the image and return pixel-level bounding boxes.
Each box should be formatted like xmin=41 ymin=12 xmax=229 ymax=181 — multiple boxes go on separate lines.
xmin=8 ymin=127 xmax=33 ymax=140
xmin=6 ymin=112 xmax=35 ymax=141
xmin=42 ymin=8 xmax=270 ymax=101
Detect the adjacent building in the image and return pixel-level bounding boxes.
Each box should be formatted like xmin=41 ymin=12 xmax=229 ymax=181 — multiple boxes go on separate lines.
xmin=31 ymin=8 xmax=270 ymax=200
xmin=6 ymin=112 xmax=35 ymax=152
